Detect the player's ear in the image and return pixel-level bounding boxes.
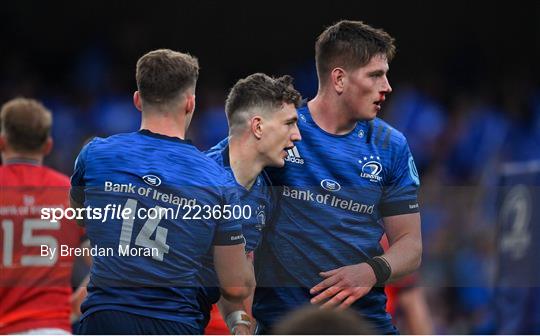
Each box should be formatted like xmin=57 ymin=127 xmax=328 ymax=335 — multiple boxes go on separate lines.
xmin=331 ymin=67 xmax=346 ymax=94
xmin=42 ymin=137 xmax=53 ymax=156
xmin=251 ymin=116 xmax=263 ymax=140
xmin=185 ymin=94 xmax=195 ymax=116
xmin=0 ymin=135 xmax=5 ymax=152
xmin=133 ymin=91 xmax=143 ymax=111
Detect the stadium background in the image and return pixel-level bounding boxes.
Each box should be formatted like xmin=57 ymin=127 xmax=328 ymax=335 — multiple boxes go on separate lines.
xmin=2 ymin=1 xmax=539 ymax=333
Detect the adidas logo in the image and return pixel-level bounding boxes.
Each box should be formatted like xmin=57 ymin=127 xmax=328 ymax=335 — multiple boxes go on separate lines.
xmin=285 ymin=146 xmax=304 ymax=165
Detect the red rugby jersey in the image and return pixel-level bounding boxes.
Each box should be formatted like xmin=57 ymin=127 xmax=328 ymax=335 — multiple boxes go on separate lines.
xmin=0 ymin=162 xmax=84 ymax=334
xmin=205 ymin=304 xmax=229 ymax=335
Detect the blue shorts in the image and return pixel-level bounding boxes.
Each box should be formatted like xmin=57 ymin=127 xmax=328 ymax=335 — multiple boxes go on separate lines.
xmin=77 ymin=310 xmax=199 ymax=335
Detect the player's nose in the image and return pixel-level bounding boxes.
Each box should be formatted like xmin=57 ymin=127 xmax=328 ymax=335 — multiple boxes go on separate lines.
xmin=382 ymin=76 xmax=392 ymax=94
xmin=291 ymin=124 xmax=302 ymax=142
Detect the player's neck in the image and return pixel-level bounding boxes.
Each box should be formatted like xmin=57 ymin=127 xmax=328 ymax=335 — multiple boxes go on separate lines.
xmin=2 ymin=151 xmax=43 ymax=165
xmin=229 ymin=136 xmax=262 ymax=190
xmin=140 ymin=114 xmax=187 ymax=140
xmin=308 ymin=92 xmax=357 ymax=135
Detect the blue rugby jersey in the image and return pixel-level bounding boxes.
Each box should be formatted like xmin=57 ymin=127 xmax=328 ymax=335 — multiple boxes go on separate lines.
xmin=197 ymin=140 xmax=275 ymax=327
xmin=494 ymin=159 xmax=540 ymax=334
xmin=70 ymin=129 xmax=244 ymax=331
xmin=253 ymin=105 xmax=420 ymax=333
xmin=206 ymin=140 xmax=273 ymax=253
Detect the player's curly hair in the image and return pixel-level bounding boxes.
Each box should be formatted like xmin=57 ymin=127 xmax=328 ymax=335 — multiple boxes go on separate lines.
xmin=315 ymin=20 xmax=396 ymax=86
xmin=136 ymin=49 xmax=199 ymax=106
xmin=225 ymin=73 xmax=302 ymax=133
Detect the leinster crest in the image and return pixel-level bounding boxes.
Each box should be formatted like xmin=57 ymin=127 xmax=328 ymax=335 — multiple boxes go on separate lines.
xmin=256 ymin=204 xmax=266 ymax=231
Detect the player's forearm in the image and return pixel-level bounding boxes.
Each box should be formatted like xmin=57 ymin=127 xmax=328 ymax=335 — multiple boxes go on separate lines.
xmin=219 ymin=275 xmax=255 ymax=303
xmin=381 ymin=212 xmax=422 ymax=282
xmin=217 ymin=289 xmax=254 ymax=321
xmin=215 ymin=245 xmax=256 ymax=303
xmin=399 ymin=287 xmax=434 ymax=334
xmin=217 ymin=253 xmax=255 ymax=334
xmin=70 ymin=274 xmax=89 ymax=320
xmin=381 ymin=232 xmax=421 ymax=282
xmin=219 ymin=281 xmax=254 ymax=303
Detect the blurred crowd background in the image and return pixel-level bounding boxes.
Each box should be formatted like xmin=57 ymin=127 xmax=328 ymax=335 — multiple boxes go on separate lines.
xmin=2 ymin=1 xmax=539 ymax=334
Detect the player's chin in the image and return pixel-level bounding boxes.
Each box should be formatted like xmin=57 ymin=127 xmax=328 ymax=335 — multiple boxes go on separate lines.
xmin=266 ymin=152 xmax=286 ymax=168
xmin=355 ymin=107 xmax=376 ymax=121
xmin=360 ymin=108 xmax=378 ymax=121
xmin=274 ymin=155 xmax=286 ymax=168
xmin=275 ymin=158 xmax=286 ymax=168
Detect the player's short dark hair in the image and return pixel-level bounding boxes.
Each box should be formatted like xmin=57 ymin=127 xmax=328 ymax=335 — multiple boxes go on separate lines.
xmin=315 ymin=20 xmax=396 ymax=86
xmin=225 ymin=73 xmax=302 ymax=133
xmin=273 ymin=305 xmax=376 ymax=335
xmin=0 ymin=97 xmax=52 ymax=152
xmin=136 ymin=49 xmax=199 ymax=105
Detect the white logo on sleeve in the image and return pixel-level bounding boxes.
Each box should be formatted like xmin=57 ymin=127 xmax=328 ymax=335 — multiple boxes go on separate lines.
xmin=408 ymin=156 xmax=420 ymax=186
xmin=285 ymin=146 xmax=304 ymax=165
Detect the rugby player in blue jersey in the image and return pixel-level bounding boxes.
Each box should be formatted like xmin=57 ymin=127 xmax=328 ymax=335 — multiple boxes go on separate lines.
xmin=253 ymin=21 xmax=422 ymax=334
xmin=202 ymin=73 xmax=302 ymax=334
xmin=70 ymin=49 xmax=254 ymax=334
xmin=494 ymin=132 xmax=540 ymax=334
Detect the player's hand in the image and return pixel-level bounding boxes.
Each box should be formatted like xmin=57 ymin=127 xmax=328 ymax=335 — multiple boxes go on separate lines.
xmin=232 ymin=324 xmax=251 ymax=335
xmin=70 ymin=285 xmax=87 ymax=321
xmin=309 ymin=263 xmax=377 ymax=309
xmin=249 ymin=318 xmax=257 ymax=335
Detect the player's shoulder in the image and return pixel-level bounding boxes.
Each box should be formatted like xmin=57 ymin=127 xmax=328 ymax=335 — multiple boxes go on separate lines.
xmin=185 ymin=144 xmax=234 ymax=186
xmin=205 ymin=137 xmax=229 ymax=167
xmin=81 ymin=131 xmax=203 ymax=164
xmin=199 ymin=151 xmax=228 ymax=172
xmin=366 ymin=117 xmax=408 ymax=149
xmin=76 ymin=134 xmax=122 ymax=159
xmin=84 ymin=130 xmax=189 ymax=150
xmin=200 ymin=155 xmax=235 ymax=185
xmin=84 ymin=132 xmax=140 ymax=150
xmin=297 ymin=105 xmax=309 ymax=115
xmin=296 ymin=106 xmax=310 ymax=128
xmin=0 ymin=164 xmax=70 ymax=187
xmin=206 ymin=139 xmax=239 ymax=187
xmin=39 ymin=166 xmax=71 ymax=186
xmin=73 ymin=135 xmax=115 ymax=169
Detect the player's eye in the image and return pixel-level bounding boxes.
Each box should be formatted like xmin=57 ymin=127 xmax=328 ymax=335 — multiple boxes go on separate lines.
xmin=285 ymin=119 xmax=297 ymax=126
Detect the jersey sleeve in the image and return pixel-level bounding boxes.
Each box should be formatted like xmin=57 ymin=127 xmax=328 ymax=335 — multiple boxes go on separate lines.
xmin=70 ymin=140 xmax=92 ymax=204
xmin=212 ymin=173 xmax=245 ymax=246
xmin=380 ymin=138 xmax=421 ymax=217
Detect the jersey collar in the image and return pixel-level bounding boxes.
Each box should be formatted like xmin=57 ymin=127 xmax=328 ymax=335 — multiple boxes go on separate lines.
xmin=138 ymin=129 xmax=193 ymax=145
xmin=221 ymin=144 xmax=231 ymax=167
xmin=3 ymin=158 xmax=41 ymax=166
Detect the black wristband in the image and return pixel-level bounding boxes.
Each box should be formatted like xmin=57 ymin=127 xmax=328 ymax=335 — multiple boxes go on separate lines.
xmin=365 ymin=256 xmax=392 ymax=287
